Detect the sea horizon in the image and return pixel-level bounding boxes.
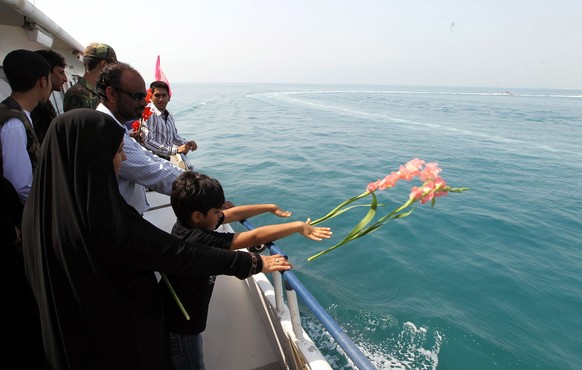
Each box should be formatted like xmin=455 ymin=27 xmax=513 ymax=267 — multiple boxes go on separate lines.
xmin=167 ymin=81 xmax=582 ymax=92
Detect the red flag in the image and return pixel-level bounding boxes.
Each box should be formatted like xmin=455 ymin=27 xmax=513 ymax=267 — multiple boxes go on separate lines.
xmin=154 ymin=55 xmax=172 ymax=96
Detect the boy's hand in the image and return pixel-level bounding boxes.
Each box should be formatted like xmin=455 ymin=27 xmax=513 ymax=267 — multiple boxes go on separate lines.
xmin=221 ymin=201 xmax=236 ymax=210
xmin=301 ymin=218 xmax=332 ymax=241
xmin=261 ymin=254 xmax=293 ymax=272
xmin=271 ymin=207 xmax=292 ymax=218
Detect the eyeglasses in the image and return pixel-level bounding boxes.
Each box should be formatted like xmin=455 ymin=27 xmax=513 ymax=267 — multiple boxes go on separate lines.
xmin=113 ymin=87 xmax=148 ymax=101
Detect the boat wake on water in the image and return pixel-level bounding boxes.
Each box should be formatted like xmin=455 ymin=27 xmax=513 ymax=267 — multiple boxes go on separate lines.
xmin=303 ymin=305 xmax=441 ymax=370
xmin=173 ymin=102 xmax=205 ymax=117
xmin=250 ymin=90 xmax=581 ymax=159
xmin=250 ymin=89 xmax=582 ymax=99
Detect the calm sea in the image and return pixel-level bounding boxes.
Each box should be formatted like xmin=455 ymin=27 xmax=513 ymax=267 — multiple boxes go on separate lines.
xmin=167 ymin=83 xmax=582 ymax=370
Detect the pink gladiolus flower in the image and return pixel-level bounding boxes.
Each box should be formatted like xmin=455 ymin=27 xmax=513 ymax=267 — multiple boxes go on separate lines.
xmin=369 ymin=171 xmax=401 ymax=192
xmin=433 ymin=177 xmax=447 ymax=191
xmin=420 ymin=182 xmax=436 ymax=204
xmin=378 ymin=172 xmax=400 ymax=190
xmin=409 ymin=178 xmax=449 ymax=204
xmin=369 ymin=159 xmax=428 ymax=193
xmin=397 ymin=165 xmax=417 ymax=181
xmin=405 ymin=158 xmax=425 ymax=170
xmin=409 ymin=186 xmax=423 ymax=200
xmin=433 ymin=181 xmax=449 ymax=200
xmin=421 ymin=190 xmax=435 ymax=204
xmin=397 ymin=159 xmax=424 ymax=181
xmin=308 ymin=158 xmax=468 ymax=261
xmin=420 ymin=162 xmax=442 ymax=182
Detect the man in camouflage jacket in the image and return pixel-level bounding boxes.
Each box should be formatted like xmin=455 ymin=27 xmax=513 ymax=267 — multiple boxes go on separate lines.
xmin=63 ymin=42 xmax=117 ymax=111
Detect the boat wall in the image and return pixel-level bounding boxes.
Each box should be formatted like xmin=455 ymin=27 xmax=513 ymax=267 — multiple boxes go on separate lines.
xmin=252 ymin=273 xmax=333 ymax=370
xmin=0 ymin=0 xmax=85 ymax=105
xmin=0 ymin=0 xmax=84 ymax=53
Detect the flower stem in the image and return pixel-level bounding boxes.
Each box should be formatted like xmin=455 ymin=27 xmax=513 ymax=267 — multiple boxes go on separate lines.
xmin=161 ymin=273 xmax=190 ymax=321
xmin=308 ymin=192 xmax=378 ymax=261
xmin=311 ymin=191 xmax=370 ymax=225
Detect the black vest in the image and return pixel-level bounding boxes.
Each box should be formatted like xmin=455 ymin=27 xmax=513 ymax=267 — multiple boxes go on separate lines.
xmin=0 ymin=97 xmax=41 ymax=176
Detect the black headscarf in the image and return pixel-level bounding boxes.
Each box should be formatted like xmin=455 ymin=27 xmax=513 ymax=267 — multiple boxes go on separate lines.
xmin=22 ymin=109 xmax=258 ymax=370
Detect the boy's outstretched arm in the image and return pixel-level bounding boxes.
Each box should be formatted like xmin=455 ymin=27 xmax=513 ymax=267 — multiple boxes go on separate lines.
xmin=223 ymin=204 xmax=292 ymax=224
xmin=230 ymin=218 xmax=332 ymax=250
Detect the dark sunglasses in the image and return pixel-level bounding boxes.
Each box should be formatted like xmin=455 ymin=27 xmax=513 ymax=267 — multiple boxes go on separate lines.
xmin=113 ymin=87 xmax=148 ymax=101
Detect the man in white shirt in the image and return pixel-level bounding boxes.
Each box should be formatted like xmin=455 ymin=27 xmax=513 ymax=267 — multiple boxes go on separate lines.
xmin=95 ymin=62 xmax=184 ymax=214
xmin=0 ymin=49 xmax=52 ymax=204
xmin=0 ymin=49 xmax=52 ymax=369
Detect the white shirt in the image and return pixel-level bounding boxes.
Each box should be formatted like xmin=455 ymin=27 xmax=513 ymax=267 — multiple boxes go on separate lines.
xmin=0 ymin=112 xmax=34 ymax=204
xmin=96 ymin=104 xmax=184 ymax=214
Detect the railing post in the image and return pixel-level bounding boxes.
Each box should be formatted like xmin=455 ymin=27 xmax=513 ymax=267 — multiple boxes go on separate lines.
xmin=272 ymin=271 xmax=285 ymax=315
xmin=240 ymin=219 xmax=376 ymax=370
xmin=285 ymin=284 xmax=304 ymax=339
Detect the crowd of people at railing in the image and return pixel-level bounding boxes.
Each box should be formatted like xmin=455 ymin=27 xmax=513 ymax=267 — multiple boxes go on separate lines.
xmin=0 ymin=43 xmax=333 ymax=370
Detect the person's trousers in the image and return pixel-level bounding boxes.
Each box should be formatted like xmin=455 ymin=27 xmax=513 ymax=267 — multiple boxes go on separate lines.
xmin=169 ymin=332 xmax=205 ymax=370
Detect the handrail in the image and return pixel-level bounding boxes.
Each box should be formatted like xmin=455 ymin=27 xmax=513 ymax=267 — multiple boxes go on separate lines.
xmin=239 ymin=219 xmax=376 ymax=370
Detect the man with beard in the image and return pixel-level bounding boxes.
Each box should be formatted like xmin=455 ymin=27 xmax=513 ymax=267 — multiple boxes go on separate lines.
xmin=95 ymin=62 xmax=183 ymax=214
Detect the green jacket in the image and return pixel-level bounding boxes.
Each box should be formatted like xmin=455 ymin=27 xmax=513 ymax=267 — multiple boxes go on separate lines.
xmin=63 ymin=76 xmax=99 ymax=111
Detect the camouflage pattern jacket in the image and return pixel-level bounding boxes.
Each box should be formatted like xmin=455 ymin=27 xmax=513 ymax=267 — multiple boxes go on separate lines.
xmin=63 ymin=76 xmax=99 ymax=111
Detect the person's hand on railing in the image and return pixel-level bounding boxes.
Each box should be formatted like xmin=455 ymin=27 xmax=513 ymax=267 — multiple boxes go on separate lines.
xmin=261 ymin=254 xmax=292 ymax=272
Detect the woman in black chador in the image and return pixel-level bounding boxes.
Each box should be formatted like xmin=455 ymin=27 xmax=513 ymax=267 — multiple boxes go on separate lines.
xmin=22 ymin=109 xmax=291 ymax=370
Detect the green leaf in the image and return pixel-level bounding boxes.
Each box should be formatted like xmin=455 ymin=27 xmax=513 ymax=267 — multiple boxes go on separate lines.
xmin=342 ymin=191 xmax=378 ymax=240
xmin=392 ymin=209 xmax=414 ymax=219
xmin=311 ymin=191 xmax=370 ymax=225
xmin=308 ymin=192 xmax=378 ymax=261
xmin=319 ymin=203 xmax=378 ymax=220
xmin=447 ymin=187 xmax=470 ymax=193
xmin=356 ymin=208 xmax=415 ymax=238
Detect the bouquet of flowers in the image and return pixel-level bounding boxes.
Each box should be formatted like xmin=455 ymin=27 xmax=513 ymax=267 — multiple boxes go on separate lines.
xmin=131 ymin=89 xmax=153 ymax=133
xmin=308 ymin=158 xmax=469 ymax=261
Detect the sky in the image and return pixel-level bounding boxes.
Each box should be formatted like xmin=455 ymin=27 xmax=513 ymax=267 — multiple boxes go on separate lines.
xmin=33 ymin=0 xmax=582 ymax=89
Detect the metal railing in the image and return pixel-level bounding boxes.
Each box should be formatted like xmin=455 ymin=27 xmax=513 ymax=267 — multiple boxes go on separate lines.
xmin=239 ymin=219 xmax=376 ymax=370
